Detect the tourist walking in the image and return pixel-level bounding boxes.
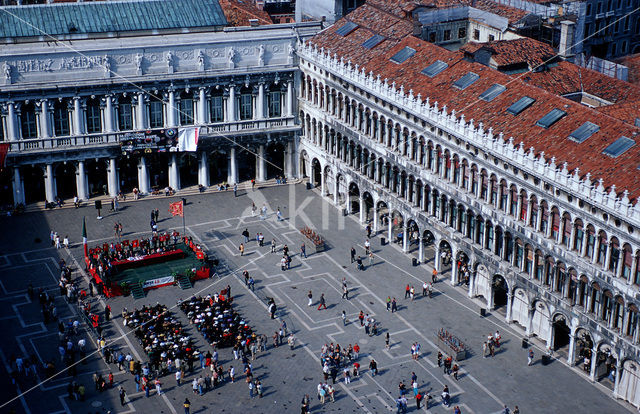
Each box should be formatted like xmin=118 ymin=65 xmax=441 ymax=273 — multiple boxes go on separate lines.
xmin=350 ymin=247 xmax=356 ymax=263
xmin=342 ymin=310 xmax=347 ymax=326
xmin=183 ymin=398 xmax=191 ymax=414
xmin=528 ymin=349 xmax=534 ymax=366
xmin=307 ymin=290 xmax=313 ymax=306
xmin=239 ymin=243 xmax=245 ymax=256
xmin=301 ymin=243 xmax=307 ymax=258
xmin=317 ymin=293 xmax=327 ymax=310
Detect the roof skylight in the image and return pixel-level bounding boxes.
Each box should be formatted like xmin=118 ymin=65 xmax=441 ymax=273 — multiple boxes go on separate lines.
xmin=535 ymin=108 xmax=567 ymax=128
xmin=568 ymin=122 xmax=600 ymax=143
xmin=362 ymin=34 xmax=385 ymax=49
xmin=602 ymin=136 xmax=635 ymax=158
xmin=421 ymin=60 xmax=448 ymax=78
xmin=390 ymin=47 xmax=416 ymax=64
xmin=453 ymin=72 xmax=479 ymax=90
xmin=479 ymin=84 xmax=506 ymax=102
xmin=336 ymin=22 xmax=358 ymax=36
xmin=506 ymin=96 xmax=535 ymax=115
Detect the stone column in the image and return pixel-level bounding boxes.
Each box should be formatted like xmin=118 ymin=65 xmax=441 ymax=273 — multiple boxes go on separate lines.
xmin=285 ymin=141 xmax=293 ymax=178
xmin=567 ymin=330 xmax=576 ymax=366
xmin=198 ymin=87 xmax=207 ymax=124
xmin=6 ymin=102 xmax=17 ymax=141
xmin=228 ymin=146 xmax=237 ymax=184
xmin=286 ymin=80 xmax=294 ymax=117
xmin=228 ymin=85 xmax=236 ymax=122
xmin=505 ymin=291 xmax=513 ymax=322
xmin=434 ymin=245 xmax=441 ymax=272
xmin=320 ymin=167 xmax=326 ymax=196
xmin=136 ymin=93 xmax=147 ymax=130
xmin=168 ymin=153 xmax=180 ymax=190
xmin=418 ymin=237 xmax=424 ymax=263
xmin=468 ymin=272 xmax=475 ymax=298
xmin=73 ymin=97 xmax=83 ymax=135
xmin=402 ymin=221 xmax=408 ymax=252
xmin=199 ymin=152 xmax=209 ymax=188
xmin=614 ymin=356 xmax=623 ymax=397
xmin=257 ymin=145 xmax=266 ymax=182
xmin=44 ymin=163 xmax=56 ymax=203
xmin=589 ymin=346 xmax=598 ymax=382
xmin=373 ymin=206 xmax=379 ymax=233
xmin=388 ymin=215 xmax=393 ymax=241
xmin=76 ymin=160 xmax=88 ymax=201
xmin=138 ymin=156 xmax=150 ymax=195
xmin=107 ymin=158 xmax=118 ymax=197
xmin=257 ymin=83 xmax=265 ymax=120
xmin=359 ymin=195 xmax=364 ymax=224
xmin=450 ymin=249 xmax=458 ymax=285
xmin=12 ymin=167 xmax=24 ymax=206
xmin=39 ymin=99 xmax=50 ymax=139
xmin=167 ymin=89 xmax=176 ymax=127
xmin=104 ymin=95 xmax=114 ymax=133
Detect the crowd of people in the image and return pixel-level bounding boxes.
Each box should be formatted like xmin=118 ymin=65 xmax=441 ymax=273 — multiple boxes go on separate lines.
xmin=122 ymin=304 xmax=199 ymax=378
xmin=179 ymin=289 xmax=254 ymax=349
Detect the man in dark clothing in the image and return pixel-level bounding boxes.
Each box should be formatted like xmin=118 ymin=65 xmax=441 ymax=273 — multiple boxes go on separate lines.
xmin=350 ymin=247 xmax=356 ymax=263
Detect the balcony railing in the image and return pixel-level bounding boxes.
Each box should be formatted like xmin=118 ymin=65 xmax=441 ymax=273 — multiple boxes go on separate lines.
xmin=8 ymin=116 xmax=297 ymax=154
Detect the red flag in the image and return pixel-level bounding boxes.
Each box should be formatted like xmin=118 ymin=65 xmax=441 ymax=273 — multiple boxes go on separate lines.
xmin=169 ymin=200 xmax=183 ymax=217
xmin=0 ymin=143 xmax=9 ymax=171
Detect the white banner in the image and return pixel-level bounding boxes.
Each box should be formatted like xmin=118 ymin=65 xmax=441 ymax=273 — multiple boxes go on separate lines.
xmin=142 ymin=276 xmax=175 ymax=289
xmin=177 ymin=127 xmax=199 ymax=152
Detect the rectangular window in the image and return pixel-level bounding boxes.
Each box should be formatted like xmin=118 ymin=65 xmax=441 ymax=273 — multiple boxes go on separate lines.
xmin=209 ymin=96 xmax=223 ymax=122
xmin=443 ymin=29 xmax=451 ymax=41
xmin=118 ymin=103 xmax=133 ymax=131
xmin=86 ymin=104 xmax=102 ymax=134
xmin=53 ymin=105 xmax=70 ymax=136
xmin=149 ymin=101 xmax=164 ymax=128
xmin=488 ymin=34 xmax=495 ymax=41
xmin=240 ymin=94 xmax=252 ymax=120
xmin=21 ymin=109 xmax=38 ymax=139
xmin=179 ymin=99 xmax=194 ymax=125
xmin=336 ymin=22 xmax=358 ymax=36
xmin=473 ymin=29 xmax=480 ymax=40
xmin=362 ymin=34 xmax=385 ymax=49
xmin=268 ymin=91 xmax=281 ymax=118
xmin=421 ymin=60 xmax=449 ymax=78
xmin=458 ymin=27 xmax=466 ymax=38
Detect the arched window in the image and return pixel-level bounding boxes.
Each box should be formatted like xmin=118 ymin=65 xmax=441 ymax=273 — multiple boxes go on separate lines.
xmin=490 ymin=175 xmax=498 ymax=206
xmin=561 ymin=213 xmax=572 ymax=247
xmin=573 ymin=219 xmax=584 ymax=253
xmin=20 ymin=102 xmax=38 ymax=139
xmin=626 ymin=305 xmax=639 ymax=339
xmin=499 ymin=180 xmax=508 ymax=211
xmin=597 ymin=231 xmax=608 ymax=264
xmin=471 ymin=166 xmax=478 ymax=195
xmin=476 ymin=217 xmax=484 ymax=245
xmin=515 ymin=239 xmax=524 ymax=269
xmin=480 ymin=170 xmax=488 ymax=201
xmin=534 ymin=251 xmax=543 ymax=280
xmin=585 ymin=225 xmax=596 ymax=259
xmin=609 ymin=237 xmax=620 ymax=274
xmin=524 ymin=244 xmax=533 ymax=275
xmin=550 ymin=207 xmax=560 ymax=240
xmin=504 ymin=232 xmax=513 ymax=262
xmin=468 ymin=211 xmax=476 ymax=239
xmin=540 ymin=201 xmax=549 ymax=235
xmin=601 ymin=290 xmax=613 ymax=323
xmin=485 ymin=221 xmax=494 ymax=251
xmin=519 ymin=190 xmax=528 ymax=221
xmin=529 ymin=196 xmax=538 ymax=228
xmin=453 ymin=156 xmax=461 ymax=184
xmin=509 ymin=185 xmax=518 ymax=216
xmin=613 ymin=296 xmax=624 ymax=330
xmin=443 ymin=151 xmax=451 ymax=180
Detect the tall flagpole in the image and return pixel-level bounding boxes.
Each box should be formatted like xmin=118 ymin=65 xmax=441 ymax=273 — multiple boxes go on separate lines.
xmin=182 ymin=199 xmax=186 ymax=236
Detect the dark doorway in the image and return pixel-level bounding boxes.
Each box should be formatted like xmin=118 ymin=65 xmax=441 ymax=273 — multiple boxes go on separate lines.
xmin=493 ymin=275 xmax=508 ymax=309
xmin=553 ymin=316 xmax=571 ymax=351
xmin=179 ymin=154 xmax=199 ymax=188
xmin=55 ymin=162 xmax=77 ymax=200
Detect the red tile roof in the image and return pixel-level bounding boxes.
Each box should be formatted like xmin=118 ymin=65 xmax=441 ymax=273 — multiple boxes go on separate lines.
xmin=219 ymin=0 xmax=273 ymax=26
xmin=521 ymin=61 xmax=640 ymax=105
xmin=365 ymin=0 xmax=530 ymax=25
xmin=616 ymin=53 xmax=640 ymax=86
xmin=309 ymin=15 xmax=640 ymax=200
xmin=460 ymin=38 xmax=556 ymax=69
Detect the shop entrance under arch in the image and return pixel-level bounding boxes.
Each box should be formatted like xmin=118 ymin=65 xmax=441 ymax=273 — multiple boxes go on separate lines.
xmin=179 ymin=153 xmax=199 ymax=189
xmin=55 ymin=162 xmax=77 ymax=200
xmin=492 ymin=275 xmax=508 ymax=310
xmin=552 ymin=314 xmax=571 ymax=351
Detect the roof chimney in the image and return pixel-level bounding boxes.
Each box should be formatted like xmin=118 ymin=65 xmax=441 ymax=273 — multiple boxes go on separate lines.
xmin=559 ymin=20 xmax=575 ymax=60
